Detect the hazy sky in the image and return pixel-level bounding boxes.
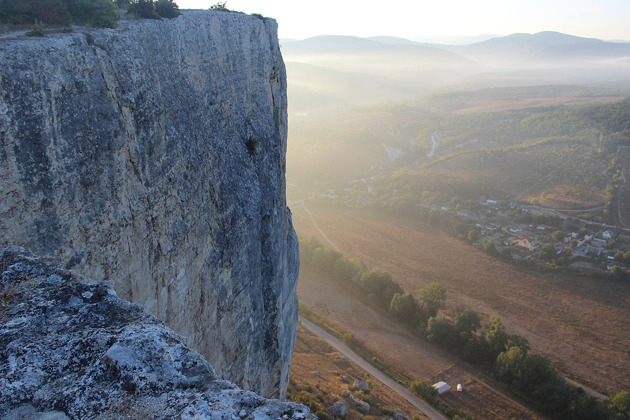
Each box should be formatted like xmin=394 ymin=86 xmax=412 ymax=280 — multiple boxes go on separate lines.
xmin=177 ymin=0 xmax=630 ymax=43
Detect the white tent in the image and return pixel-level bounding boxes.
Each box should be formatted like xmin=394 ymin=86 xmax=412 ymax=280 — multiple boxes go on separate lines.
xmin=432 ymin=381 xmax=451 ymax=394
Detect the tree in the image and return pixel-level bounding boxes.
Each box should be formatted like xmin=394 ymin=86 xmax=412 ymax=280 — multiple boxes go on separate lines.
xmin=298 ymin=236 xmax=321 ymax=265
xmin=467 ymin=228 xmax=480 ymax=243
xmin=417 ymin=282 xmax=447 ymax=317
xmin=360 ymin=269 xmax=402 ymax=309
xmin=154 ymin=0 xmax=179 ymax=18
xmin=507 ymin=334 xmax=530 ymax=353
xmin=389 ymin=293 xmax=418 ymax=324
xmin=540 ymin=243 xmax=557 ymax=261
xmin=487 ymin=315 xmax=509 ymax=357
xmin=209 ymin=1 xmax=229 ymax=11
xmin=333 ymin=256 xmax=366 ymax=284
xmin=607 ymin=391 xmax=630 ymax=420
xmin=426 ymin=315 xmax=458 ymax=348
xmin=494 ymin=346 xmax=526 ymax=386
xmin=551 ymin=230 xmax=565 ymax=242
xmin=461 ymin=338 xmax=493 ymax=365
xmin=311 ymin=247 xmax=342 ymax=273
xmin=455 ymin=309 xmax=481 ymax=334
xmin=128 ymin=0 xmax=159 ymax=18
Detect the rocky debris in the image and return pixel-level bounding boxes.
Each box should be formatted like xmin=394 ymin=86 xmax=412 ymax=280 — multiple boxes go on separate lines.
xmin=328 ymin=400 xmax=348 ymax=418
xmin=0 ymin=248 xmax=313 ymax=419
xmin=0 ymin=10 xmax=297 ymax=399
xmin=390 ymin=408 xmax=411 ymax=420
xmin=345 ymin=390 xmax=371 ymax=413
xmin=353 ymin=379 xmax=369 ymax=391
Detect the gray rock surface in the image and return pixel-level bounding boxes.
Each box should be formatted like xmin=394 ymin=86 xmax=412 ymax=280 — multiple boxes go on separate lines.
xmin=0 ymin=247 xmax=313 ymax=419
xmin=0 ymin=11 xmax=297 ymax=398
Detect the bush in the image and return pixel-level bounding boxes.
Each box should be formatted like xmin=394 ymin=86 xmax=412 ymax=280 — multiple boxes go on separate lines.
xmin=410 ymin=379 xmax=438 ymax=403
xmin=154 ymin=0 xmax=179 ymax=18
xmin=209 ymin=1 xmax=229 ymax=11
xmin=128 ymin=0 xmax=159 ymax=19
xmin=27 ymin=26 xmax=45 ymax=36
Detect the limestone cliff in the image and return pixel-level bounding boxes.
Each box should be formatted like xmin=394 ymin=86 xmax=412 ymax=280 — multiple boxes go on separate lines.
xmin=0 ymin=248 xmax=312 ymax=418
xmin=0 ymin=11 xmax=297 ymax=398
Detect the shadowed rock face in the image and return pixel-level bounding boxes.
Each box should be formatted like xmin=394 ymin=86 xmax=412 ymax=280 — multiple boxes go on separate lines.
xmin=0 ymin=11 xmax=298 ymax=398
xmin=0 ymin=248 xmax=312 ymax=418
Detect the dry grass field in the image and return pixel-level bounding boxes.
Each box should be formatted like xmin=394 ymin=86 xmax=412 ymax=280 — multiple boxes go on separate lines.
xmin=290 ymin=323 xmax=429 ymax=419
xmin=291 ymin=200 xmax=630 ymax=396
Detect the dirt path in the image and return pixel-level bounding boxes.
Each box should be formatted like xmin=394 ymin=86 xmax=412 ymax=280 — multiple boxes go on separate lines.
xmin=300 ymin=318 xmax=449 ymax=420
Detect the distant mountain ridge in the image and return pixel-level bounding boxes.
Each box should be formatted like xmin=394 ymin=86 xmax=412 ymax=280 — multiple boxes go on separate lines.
xmin=446 ymin=31 xmax=630 ymax=63
xmin=283 ymin=31 xmax=630 ymax=63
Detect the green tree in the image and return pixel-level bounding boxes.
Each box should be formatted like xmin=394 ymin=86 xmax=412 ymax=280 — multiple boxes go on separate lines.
xmin=487 ymin=315 xmax=509 ymax=357
xmin=607 ymin=391 xmax=630 ymax=420
xmin=333 ymin=256 xmax=366 ymax=284
xmin=360 ymin=269 xmax=403 ymax=308
xmin=551 ymin=230 xmax=565 ymax=242
xmin=455 ymin=309 xmax=481 ymax=334
xmin=540 ymin=243 xmax=557 ymax=261
xmin=467 ymin=228 xmax=480 ymax=243
xmin=494 ymin=345 xmax=526 ymax=385
xmin=461 ymin=338 xmax=493 ymax=365
xmin=311 ymin=247 xmax=342 ymax=273
xmin=507 ymin=334 xmax=530 ymax=352
xmin=154 ymin=0 xmax=179 ymax=18
xmin=298 ymin=236 xmax=321 ymax=266
xmin=128 ymin=0 xmax=158 ymax=18
xmin=417 ymin=282 xmax=447 ymax=317
xmin=426 ymin=315 xmax=458 ymax=347
xmin=410 ymin=378 xmax=438 ymax=403
xmin=389 ymin=293 xmax=418 ymax=323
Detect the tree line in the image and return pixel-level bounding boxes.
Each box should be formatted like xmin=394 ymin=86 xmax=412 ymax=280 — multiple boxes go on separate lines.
xmin=0 ymin=0 xmax=180 ymax=29
xmin=300 ymin=235 xmax=630 ymax=420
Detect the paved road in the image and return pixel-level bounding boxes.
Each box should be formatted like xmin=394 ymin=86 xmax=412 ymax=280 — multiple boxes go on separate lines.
xmin=299 ymin=317 xmax=448 ymax=420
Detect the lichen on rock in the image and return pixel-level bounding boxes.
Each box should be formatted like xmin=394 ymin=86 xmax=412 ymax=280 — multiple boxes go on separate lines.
xmin=0 ymin=248 xmax=313 ymax=419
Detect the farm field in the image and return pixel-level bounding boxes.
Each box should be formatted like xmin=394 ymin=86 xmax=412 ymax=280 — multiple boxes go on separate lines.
xmin=291 ymin=200 xmax=630 ymax=396
xmin=295 ymin=266 xmax=543 ymax=419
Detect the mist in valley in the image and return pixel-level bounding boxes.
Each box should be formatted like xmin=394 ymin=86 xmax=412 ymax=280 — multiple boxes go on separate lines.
xmin=284 ymin=29 xmax=630 ymax=420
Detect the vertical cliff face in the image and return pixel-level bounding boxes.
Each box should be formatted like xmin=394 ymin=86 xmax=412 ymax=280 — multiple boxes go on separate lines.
xmin=0 ymin=11 xmax=297 ymax=398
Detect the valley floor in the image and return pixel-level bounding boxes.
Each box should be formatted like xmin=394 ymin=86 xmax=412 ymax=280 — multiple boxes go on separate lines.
xmin=290 ymin=200 xmax=630 ymax=404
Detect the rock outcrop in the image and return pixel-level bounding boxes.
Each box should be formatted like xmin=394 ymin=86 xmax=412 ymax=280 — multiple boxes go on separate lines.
xmin=0 ymin=248 xmax=312 ymax=418
xmin=0 ymin=11 xmax=297 ymax=398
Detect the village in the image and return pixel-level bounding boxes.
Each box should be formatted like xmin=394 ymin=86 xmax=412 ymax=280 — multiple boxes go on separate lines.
xmin=456 ymin=198 xmax=630 ymax=275
xmin=316 ymin=184 xmax=630 ymax=278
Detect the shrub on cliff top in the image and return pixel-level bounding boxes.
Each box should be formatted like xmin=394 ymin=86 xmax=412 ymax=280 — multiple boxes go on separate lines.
xmin=0 ymin=0 xmax=118 ymax=28
xmin=128 ymin=0 xmax=180 ymax=19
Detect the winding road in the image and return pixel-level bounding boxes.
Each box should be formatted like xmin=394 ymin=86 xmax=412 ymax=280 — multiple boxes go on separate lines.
xmin=299 ymin=317 xmax=448 ymax=420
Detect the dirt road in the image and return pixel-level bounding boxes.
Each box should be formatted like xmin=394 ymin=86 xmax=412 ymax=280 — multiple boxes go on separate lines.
xmin=299 ymin=318 xmax=448 ymax=420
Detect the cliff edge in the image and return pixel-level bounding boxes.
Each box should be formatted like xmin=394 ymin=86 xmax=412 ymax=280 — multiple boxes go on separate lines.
xmin=0 ymin=248 xmax=312 ymax=418
xmin=0 ymin=11 xmax=297 ymax=398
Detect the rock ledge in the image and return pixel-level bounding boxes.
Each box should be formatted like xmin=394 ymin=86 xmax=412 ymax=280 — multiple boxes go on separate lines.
xmin=0 ymin=248 xmax=313 ymax=419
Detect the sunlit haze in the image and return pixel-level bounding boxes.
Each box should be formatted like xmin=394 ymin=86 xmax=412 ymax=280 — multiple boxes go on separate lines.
xmin=177 ymin=0 xmax=630 ymax=43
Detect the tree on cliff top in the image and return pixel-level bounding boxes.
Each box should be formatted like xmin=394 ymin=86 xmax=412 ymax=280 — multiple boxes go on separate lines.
xmin=0 ymin=0 xmax=180 ymax=28
xmin=0 ymin=0 xmax=117 ymax=28
xmin=127 ymin=0 xmax=180 ymax=19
